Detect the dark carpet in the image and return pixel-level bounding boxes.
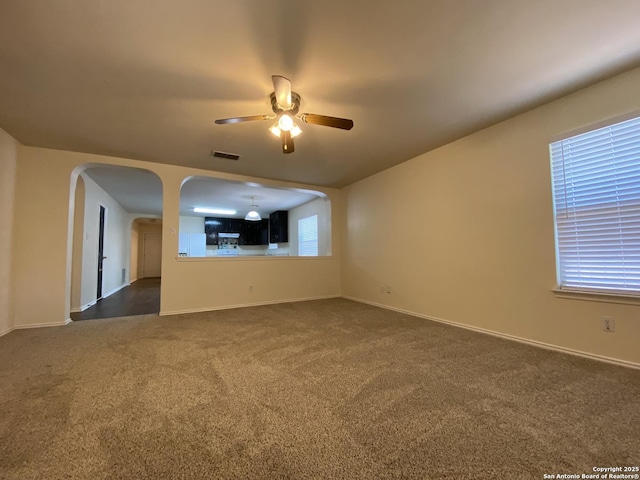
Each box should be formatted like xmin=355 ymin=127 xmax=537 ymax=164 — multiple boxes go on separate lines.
xmin=1 ymin=298 xmax=638 ymax=479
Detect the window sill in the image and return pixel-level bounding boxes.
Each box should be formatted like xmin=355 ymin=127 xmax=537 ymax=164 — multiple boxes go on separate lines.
xmin=552 ymin=287 xmax=640 ymax=306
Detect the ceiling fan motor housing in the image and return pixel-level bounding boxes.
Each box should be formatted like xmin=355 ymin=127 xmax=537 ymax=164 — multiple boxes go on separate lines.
xmin=271 ymin=91 xmax=301 ymax=115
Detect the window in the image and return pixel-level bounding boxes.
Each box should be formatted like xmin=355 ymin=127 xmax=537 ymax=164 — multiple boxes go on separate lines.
xmin=298 ymin=214 xmax=318 ymax=256
xmin=550 ymin=115 xmax=640 ymax=295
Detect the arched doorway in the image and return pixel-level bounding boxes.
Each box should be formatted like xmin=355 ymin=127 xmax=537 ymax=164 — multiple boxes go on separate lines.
xmin=69 ymin=165 xmax=163 ymax=321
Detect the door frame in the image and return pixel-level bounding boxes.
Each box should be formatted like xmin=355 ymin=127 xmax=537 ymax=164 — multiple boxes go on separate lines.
xmin=67 ymin=165 xmax=164 ymax=323
xmin=96 ymin=204 xmax=107 ymax=300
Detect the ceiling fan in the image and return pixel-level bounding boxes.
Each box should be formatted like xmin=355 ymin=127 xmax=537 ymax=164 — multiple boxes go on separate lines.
xmin=215 ymin=75 xmax=354 ymax=154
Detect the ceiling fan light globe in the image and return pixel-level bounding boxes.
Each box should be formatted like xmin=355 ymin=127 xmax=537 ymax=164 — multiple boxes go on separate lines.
xmin=269 ymin=125 xmax=281 ymax=137
xmin=278 ymin=114 xmax=294 ymax=131
xmin=291 ymin=125 xmax=302 ymax=137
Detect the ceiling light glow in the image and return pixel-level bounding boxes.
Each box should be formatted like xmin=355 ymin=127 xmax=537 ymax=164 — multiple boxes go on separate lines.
xmin=270 ymin=120 xmax=301 ymax=138
xmin=193 ymin=207 xmax=236 ymax=215
xmin=278 ymin=114 xmax=294 ymax=131
xmin=245 ymin=210 xmax=261 ymax=221
xmin=269 ymin=125 xmax=281 ymax=137
xmin=245 ymin=196 xmax=262 ymax=221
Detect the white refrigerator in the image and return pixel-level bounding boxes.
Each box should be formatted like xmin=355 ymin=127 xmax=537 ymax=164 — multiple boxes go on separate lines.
xmin=178 ymin=233 xmax=206 ymax=257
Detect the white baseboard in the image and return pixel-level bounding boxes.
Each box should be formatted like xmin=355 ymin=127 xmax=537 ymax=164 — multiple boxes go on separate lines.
xmin=75 ymin=301 xmax=96 ymax=313
xmin=71 ymin=304 xmax=91 ymax=313
xmin=160 ymin=294 xmax=342 ymax=316
xmin=3 ymin=316 xmax=75 ymax=336
xmin=343 ymin=296 xmax=640 ymax=370
xmin=12 ymin=320 xmax=69 ymax=331
xmin=0 ymin=326 xmax=13 ymax=337
xmin=101 ymin=283 xmax=129 ymax=300
xmin=73 ymin=283 xmax=130 ymax=313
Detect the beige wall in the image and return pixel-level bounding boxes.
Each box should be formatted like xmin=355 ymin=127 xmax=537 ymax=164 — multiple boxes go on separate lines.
xmin=70 ymin=175 xmax=85 ymax=312
xmin=0 ymin=128 xmax=20 ymax=335
xmin=11 ymin=148 xmax=341 ymax=327
xmin=288 ymin=196 xmax=332 ymax=256
xmin=342 ymin=66 xmax=640 ymax=365
xmin=130 ymin=220 xmax=140 ymax=282
xmin=163 ymin=257 xmax=340 ymax=314
xmin=179 ymin=216 xmax=203 ymax=235
xmin=78 ymin=172 xmax=132 ymax=308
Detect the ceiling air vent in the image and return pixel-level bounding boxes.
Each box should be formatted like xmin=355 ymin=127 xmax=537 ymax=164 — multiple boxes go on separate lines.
xmin=211 ymin=150 xmax=240 ymax=161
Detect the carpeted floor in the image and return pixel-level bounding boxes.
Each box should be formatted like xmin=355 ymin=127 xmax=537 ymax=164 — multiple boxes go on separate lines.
xmin=1 ymin=298 xmax=638 ymax=479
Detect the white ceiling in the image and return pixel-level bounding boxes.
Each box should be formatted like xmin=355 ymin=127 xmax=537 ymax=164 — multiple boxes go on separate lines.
xmin=84 ymin=166 xmax=319 ymax=217
xmin=2 ymin=1 xmax=640 ymax=188
xmin=180 ymin=177 xmax=319 ymax=219
xmin=84 ymin=167 xmax=164 ymax=215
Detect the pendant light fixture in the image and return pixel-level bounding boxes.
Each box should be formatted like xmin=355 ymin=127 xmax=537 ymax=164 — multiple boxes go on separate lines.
xmin=244 ymin=196 xmax=261 ymax=221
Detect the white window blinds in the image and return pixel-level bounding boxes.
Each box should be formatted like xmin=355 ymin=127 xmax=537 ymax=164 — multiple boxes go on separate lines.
xmin=550 ymin=115 xmax=640 ymax=294
xmin=298 ymin=214 xmax=318 ymax=256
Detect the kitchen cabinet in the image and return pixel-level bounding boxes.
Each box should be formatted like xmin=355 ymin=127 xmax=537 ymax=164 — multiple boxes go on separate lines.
xmin=206 ymin=217 xmax=269 ymax=246
xmin=225 ymin=219 xmax=244 ymax=234
xmin=204 ymin=218 xmax=222 ymax=245
xmin=269 ymin=210 xmax=288 ymax=243
xmin=260 ymin=220 xmax=269 ymax=245
xmin=241 ymin=219 xmax=269 ymax=245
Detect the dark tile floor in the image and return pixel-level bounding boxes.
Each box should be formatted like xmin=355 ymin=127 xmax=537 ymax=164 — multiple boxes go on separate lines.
xmin=71 ymin=277 xmax=160 ymax=321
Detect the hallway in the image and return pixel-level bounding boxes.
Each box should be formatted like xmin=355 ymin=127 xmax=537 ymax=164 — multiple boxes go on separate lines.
xmin=71 ymin=278 xmax=160 ymax=321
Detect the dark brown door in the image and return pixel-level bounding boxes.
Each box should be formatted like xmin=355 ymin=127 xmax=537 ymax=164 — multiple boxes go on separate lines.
xmin=97 ymin=205 xmax=106 ymax=300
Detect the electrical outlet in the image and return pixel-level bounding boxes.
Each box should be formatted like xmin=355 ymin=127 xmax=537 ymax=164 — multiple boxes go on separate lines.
xmin=384 ymin=284 xmax=392 ymax=294
xmin=602 ymin=316 xmax=615 ymax=333
xmin=249 ymin=285 xmax=254 ymax=293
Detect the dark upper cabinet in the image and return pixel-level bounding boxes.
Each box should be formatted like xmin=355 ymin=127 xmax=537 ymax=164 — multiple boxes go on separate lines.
xmin=241 ymin=219 xmax=269 ymax=245
xmin=260 ymin=220 xmax=269 ymax=245
xmin=228 ymin=219 xmax=243 ymax=234
xmin=269 ymin=210 xmax=288 ymax=243
xmin=204 ymin=217 xmax=222 ymax=245
xmin=206 ymin=217 xmax=269 ymax=246
xmin=219 ymin=218 xmax=242 ymax=234
xmin=205 ymin=217 xmax=241 ymax=245
xmin=217 ymin=218 xmax=228 ymax=234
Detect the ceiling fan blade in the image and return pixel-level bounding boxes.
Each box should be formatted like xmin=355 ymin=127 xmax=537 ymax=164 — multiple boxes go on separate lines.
xmin=272 ymin=75 xmax=292 ymax=109
xmin=282 ymin=130 xmax=295 ymax=154
xmin=215 ymin=115 xmax=271 ymax=125
xmin=299 ymin=113 xmax=354 ymax=130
